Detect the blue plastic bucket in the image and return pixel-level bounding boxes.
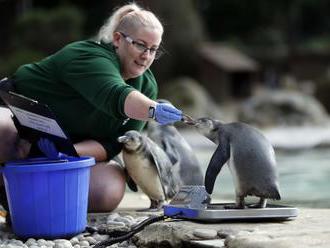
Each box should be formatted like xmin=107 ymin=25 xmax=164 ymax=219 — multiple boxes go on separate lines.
xmin=0 ymin=156 xmax=95 ymax=239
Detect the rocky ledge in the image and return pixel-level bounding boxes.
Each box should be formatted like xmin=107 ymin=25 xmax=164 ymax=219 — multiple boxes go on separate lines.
xmin=0 ymin=193 xmax=329 ymax=248
xmin=93 ymin=207 xmax=330 ymax=248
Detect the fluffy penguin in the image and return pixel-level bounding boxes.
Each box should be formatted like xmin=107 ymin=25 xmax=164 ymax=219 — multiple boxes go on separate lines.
xmin=192 ymin=117 xmax=281 ymax=208
xmin=147 ymin=105 xmax=203 ymax=185
xmin=118 ymin=130 xmax=181 ymax=209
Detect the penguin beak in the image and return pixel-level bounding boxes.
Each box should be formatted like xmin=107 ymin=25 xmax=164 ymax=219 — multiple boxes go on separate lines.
xmin=194 ymin=121 xmax=201 ymax=128
xmin=181 ymin=114 xmax=197 ymax=126
xmin=117 ymin=135 xmax=129 ymax=143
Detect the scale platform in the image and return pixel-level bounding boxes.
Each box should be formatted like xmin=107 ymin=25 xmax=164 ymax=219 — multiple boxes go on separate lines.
xmin=164 ymin=186 xmax=298 ymax=222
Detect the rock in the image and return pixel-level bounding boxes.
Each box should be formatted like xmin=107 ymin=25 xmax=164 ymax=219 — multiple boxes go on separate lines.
xmin=46 ymin=241 xmax=55 ymax=247
xmin=69 ymin=237 xmax=79 ymax=245
xmin=161 ymin=77 xmax=226 ymax=124
xmin=75 ymin=234 xmax=85 ymax=241
xmin=107 ymin=212 xmax=120 ymax=221
xmin=37 ymin=239 xmax=48 ymax=246
xmin=217 ymin=229 xmax=236 ymax=238
xmin=132 ymin=208 xmax=330 ymax=248
xmin=0 ymin=207 xmax=328 ymax=248
xmin=78 ymin=240 xmax=89 ymax=247
xmin=106 ymin=220 xmax=126 ymax=226
xmin=238 ymin=89 xmax=330 ymax=127
xmin=84 ymin=236 xmax=97 ymax=245
xmin=25 ymin=238 xmax=37 ymax=246
xmin=91 ymin=233 xmax=103 ymax=242
xmin=135 ymin=221 xmax=193 ymax=247
xmin=124 ymin=215 xmax=135 ymax=222
xmin=10 ymin=239 xmax=24 ymax=246
xmin=53 ymin=239 xmax=73 ymax=248
xmin=113 ymin=215 xmax=134 ymax=226
xmin=193 ymin=228 xmax=218 ymax=239
xmin=118 ymin=241 xmax=128 ymax=247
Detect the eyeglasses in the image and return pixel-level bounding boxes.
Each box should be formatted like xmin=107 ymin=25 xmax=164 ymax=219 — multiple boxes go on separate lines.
xmin=119 ymin=32 xmax=163 ymax=60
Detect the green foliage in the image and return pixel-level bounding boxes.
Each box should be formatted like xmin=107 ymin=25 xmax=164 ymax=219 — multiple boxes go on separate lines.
xmin=14 ymin=5 xmax=84 ymax=54
xmin=144 ymin=0 xmax=206 ymax=82
xmin=1 ymin=5 xmax=85 ymax=77
xmin=297 ymin=35 xmax=330 ymax=53
xmin=0 ymin=49 xmax=44 ymax=77
xmin=197 ymin=0 xmax=330 ymax=47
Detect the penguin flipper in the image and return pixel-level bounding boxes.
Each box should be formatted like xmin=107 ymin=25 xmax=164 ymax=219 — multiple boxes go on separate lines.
xmin=127 ymin=176 xmax=138 ymax=192
xmin=205 ymin=139 xmax=230 ymax=194
xmin=123 ymin=167 xmax=138 ymax=192
xmin=111 ymin=156 xmax=138 ymax=192
xmin=162 ymin=138 xmax=180 ymax=165
xmin=148 ymin=141 xmax=178 ymax=199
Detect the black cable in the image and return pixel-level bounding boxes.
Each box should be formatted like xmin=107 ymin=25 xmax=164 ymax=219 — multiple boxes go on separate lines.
xmin=92 ymin=214 xmax=166 ymax=248
xmin=85 ymin=226 xmax=129 ymax=237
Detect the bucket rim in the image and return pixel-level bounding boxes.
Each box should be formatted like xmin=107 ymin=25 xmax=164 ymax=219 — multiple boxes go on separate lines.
xmin=3 ymin=156 xmax=95 ymax=173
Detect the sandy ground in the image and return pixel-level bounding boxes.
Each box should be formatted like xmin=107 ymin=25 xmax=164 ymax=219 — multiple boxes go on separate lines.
xmin=117 ymin=192 xmax=151 ymax=210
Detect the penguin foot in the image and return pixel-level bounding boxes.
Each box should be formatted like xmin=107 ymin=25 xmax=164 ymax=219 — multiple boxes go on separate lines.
xmin=136 ymin=200 xmax=163 ymax=212
xmin=150 ymin=199 xmax=164 ymax=209
xmin=248 ymin=204 xmax=264 ymax=209
xmin=225 ymin=196 xmax=246 ymax=209
xmin=248 ymin=198 xmax=267 ymax=208
xmin=148 ymin=207 xmax=163 ymax=212
xmin=136 ymin=207 xmax=162 ymax=212
xmin=224 ymin=204 xmax=246 ymax=209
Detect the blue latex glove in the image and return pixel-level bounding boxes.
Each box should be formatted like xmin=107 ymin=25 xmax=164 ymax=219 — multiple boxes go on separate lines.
xmin=37 ymin=138 xmax=67 ymax=159
xmin=155 ymin=103 xmax=182 ymax=125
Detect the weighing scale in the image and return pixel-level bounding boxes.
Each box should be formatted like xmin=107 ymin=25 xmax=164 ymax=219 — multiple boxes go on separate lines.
xmin=164 ymin=185 xmax=298 ymax=222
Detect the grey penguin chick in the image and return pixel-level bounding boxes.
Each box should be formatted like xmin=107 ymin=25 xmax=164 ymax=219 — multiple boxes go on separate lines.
xmin=194 ymin=117 xmax=281 ymax=208
xmin=147 ymin=102 xmax=203 ymax=185
xmin=118 ymin=130 xmax=181 ymax=210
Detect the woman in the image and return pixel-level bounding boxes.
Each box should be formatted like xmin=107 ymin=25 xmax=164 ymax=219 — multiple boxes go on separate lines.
xmin=0 ymin=3 xmax=182 ymax=212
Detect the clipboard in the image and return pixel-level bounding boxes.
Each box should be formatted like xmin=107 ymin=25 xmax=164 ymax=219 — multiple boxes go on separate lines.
xmin=0 ymin=89 xmax=79 ymax=157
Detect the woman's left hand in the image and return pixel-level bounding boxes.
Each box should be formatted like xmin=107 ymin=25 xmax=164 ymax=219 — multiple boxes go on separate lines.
xmin=154 ymin=103 xmax=182 ymax=125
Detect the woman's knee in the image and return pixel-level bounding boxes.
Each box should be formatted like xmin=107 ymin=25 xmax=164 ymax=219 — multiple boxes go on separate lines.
xmin=0 ymin=108 xmax=18 ymax=163
xmin=0 ymin=107 xmax=31 ymax=163
xmin=88 ymin=160 xmax=126 ymax=212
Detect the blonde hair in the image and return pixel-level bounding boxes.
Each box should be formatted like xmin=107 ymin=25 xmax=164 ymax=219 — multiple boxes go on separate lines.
xmin=97 ymin=3 xmax=164 ymax=43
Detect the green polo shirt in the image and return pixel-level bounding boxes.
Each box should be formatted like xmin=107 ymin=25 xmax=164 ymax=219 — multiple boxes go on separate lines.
xmin=13 ymin=40 xmax=158 ymax=159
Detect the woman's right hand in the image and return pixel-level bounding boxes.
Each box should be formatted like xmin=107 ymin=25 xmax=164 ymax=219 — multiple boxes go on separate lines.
xmin=15 ymin=139 xmax=31 ymax=160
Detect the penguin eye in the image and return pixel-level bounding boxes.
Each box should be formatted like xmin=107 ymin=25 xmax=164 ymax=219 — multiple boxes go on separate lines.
xmin=199 ymin=119 xmax=207 ymax=125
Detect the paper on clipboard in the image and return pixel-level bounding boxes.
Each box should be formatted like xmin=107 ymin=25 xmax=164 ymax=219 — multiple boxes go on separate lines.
xmin=9 ymin=106 xmax=67 ymax=139
xmin=0 ymin=88 xmax=79 ymax=157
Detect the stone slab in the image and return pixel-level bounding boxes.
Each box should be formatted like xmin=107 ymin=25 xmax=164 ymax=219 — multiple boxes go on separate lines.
xmin=103 ymin=207 xmax=330 ymax=248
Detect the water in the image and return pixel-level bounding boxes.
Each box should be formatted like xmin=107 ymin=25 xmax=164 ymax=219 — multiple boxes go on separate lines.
xmin=191 ymin=136 xmax=330 ymax=209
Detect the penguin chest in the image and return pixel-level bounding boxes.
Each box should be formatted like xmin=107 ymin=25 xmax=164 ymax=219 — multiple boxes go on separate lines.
xmin=228 ymin=147 xmax=271 ymax=197
xmin=227 ymin=157 xmax=241 ymax=193
xmin=123 ymin=151 xmax=165 ymax=201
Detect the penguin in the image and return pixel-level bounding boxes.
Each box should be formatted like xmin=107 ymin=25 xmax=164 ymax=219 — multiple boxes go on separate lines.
xmin=147 ymin=108 xmax=203 ymax=185
xmin=117 ymin=130 xmax=181 ymax=210
xmin=192 ymin=117 xmax=281 ymax=209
